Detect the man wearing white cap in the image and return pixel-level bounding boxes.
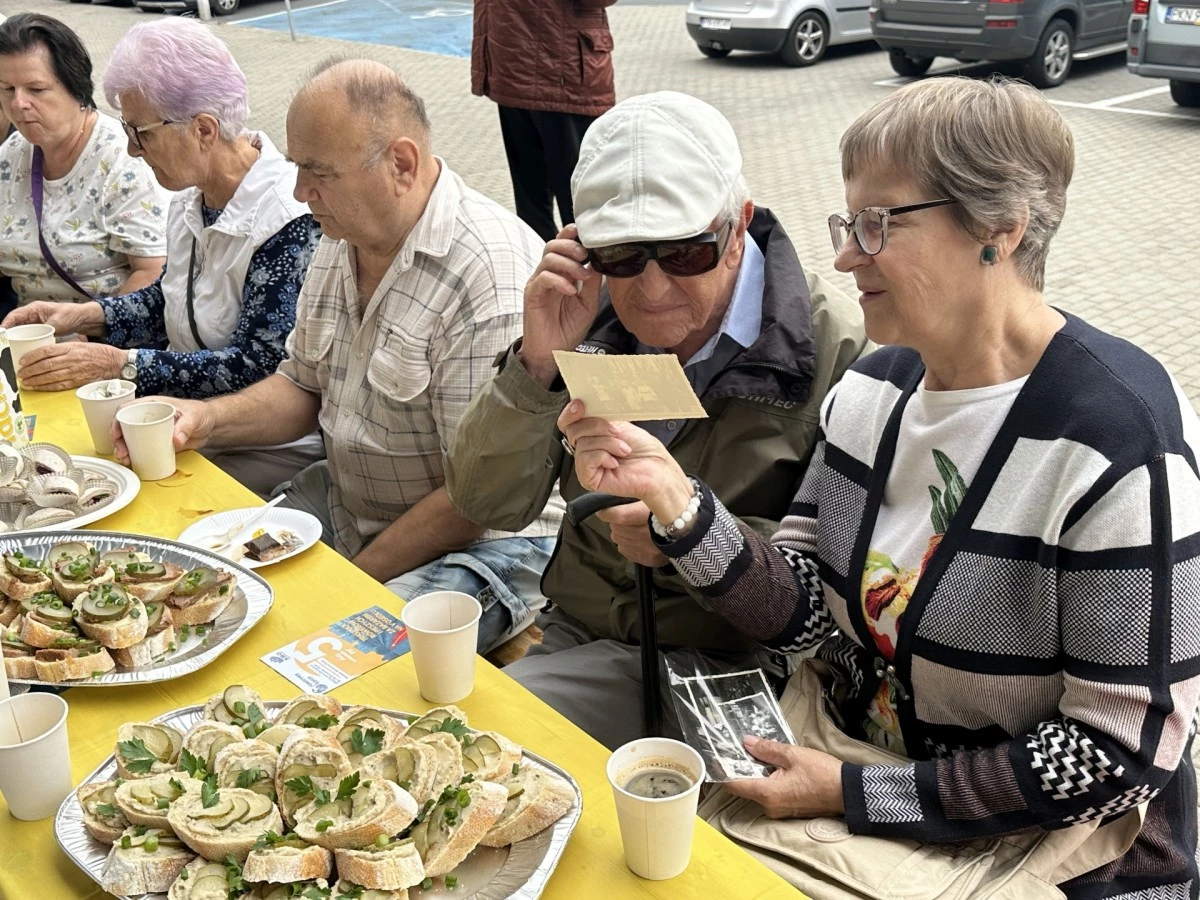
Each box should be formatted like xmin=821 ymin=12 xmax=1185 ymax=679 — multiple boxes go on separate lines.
xmin=447 ymin=91 xmax=871 ymax=749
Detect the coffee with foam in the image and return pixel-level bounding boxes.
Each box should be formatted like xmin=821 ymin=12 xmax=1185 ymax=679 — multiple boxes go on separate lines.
xmin=617 ymin=756 xmax=696 ymax=799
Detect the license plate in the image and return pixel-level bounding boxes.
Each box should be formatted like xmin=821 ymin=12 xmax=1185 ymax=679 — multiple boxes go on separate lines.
xmin=1165 ymin=6 xmax=1200 ymax=23
xmin=700 ymin=16 xmax=733 ymax=29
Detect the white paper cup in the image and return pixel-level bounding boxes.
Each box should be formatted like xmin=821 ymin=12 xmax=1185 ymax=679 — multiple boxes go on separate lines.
xmin=607 ymin=737 xmax=705 ymax=880
xmin=6 ymin=323 xmax=55 ymax=374
xmin=0 ymin=693 xmax=72 ymax=820
xmin=116 ymin=401 xmax=177 ymax=481
xmin=400 ymin=590 xmax=482 ymax=704
xmin=76 ymin=379 xmax=136 ymax=455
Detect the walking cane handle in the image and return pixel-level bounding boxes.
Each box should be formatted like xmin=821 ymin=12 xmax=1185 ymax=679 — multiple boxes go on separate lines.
xmin=565 ymin=492 xmax=640 ymax=526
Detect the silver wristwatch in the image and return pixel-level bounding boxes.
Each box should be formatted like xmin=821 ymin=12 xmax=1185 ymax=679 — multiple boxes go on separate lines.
xmin=120 ymin=348 xmax=138 ymax=381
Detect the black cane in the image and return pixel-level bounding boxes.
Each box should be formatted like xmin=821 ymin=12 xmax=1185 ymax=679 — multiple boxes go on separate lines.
xmin=565 ymin=492 xmax=663 ymax=738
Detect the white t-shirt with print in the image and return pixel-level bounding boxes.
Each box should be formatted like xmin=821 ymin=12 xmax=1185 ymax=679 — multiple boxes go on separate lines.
xmin=861 ymin=375 xmax=1027 ymax=753
xmin=0 ymin=112 xmax=169 ymax=303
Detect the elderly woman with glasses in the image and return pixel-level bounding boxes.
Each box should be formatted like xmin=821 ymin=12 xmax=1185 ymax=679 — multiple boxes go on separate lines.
xmin=0 ymin=14 xmax=167 ymax=306
xmin=557 ymin=77 xmax=1200 ymax=897
xmin=3 ymin=17 xmax=323 ymax=494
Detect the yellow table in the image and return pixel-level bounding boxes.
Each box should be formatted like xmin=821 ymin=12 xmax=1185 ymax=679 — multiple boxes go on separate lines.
xmin=0 ymin=388 xmax=798 ymax=899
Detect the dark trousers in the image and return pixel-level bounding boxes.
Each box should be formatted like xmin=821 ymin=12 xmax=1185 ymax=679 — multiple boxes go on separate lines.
xmin=497 ymin=105 xmax=597 ymax=243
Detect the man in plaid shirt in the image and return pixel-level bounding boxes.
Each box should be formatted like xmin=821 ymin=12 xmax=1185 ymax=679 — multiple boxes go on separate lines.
xmin=116 ymin=59 xmax=562 ymax=652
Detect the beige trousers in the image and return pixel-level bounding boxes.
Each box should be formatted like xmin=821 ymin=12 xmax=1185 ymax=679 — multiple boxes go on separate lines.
xmin=699 ymin=660 xmax=1145 ymax=900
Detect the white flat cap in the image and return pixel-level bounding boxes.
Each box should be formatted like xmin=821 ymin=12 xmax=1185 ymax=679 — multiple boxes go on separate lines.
xmin=570 ymin=91 xmax=743 ymax=248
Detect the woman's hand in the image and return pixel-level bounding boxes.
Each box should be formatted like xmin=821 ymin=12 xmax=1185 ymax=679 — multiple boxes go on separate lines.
xmin=725 ymin=737 xmax=846 ymax=819
xmin=2 ymin=300 xmax=106 ymax=336
xmin=16 ymin=343 xmax=123 ymax=392
xmin=557 ymin=400 xmax=694 ymax=525
xmin=596 ymin=501 xmax=669 ymax=568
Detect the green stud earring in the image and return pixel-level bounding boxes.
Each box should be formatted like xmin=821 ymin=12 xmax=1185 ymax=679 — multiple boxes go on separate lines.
xmin=980 ymin=245 xmax=998 ymax=265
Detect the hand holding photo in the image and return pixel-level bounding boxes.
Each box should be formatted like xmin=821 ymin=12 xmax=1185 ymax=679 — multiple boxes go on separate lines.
xmin=552 ymin=351 xmax=708 ymax=421
xmin=667 ymin=665 xmax=796 ymax=782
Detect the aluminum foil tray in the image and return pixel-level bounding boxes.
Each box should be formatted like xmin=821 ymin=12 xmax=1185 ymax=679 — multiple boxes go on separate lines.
xmin=3 ymin=529 xmax=273 ymax=687
xmin=55 ymin=702 xmax=582 ymax=899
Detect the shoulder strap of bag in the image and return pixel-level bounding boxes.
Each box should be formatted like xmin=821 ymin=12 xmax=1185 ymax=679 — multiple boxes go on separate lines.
xmin=185 ymin=237 xmax=208 ymax=351
xmin=30 ymin=148 xmax=95 ymax=301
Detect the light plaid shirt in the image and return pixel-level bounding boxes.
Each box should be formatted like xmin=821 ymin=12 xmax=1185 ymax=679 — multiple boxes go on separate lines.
xmin=277 ymin=162 xmax=563 ymax=556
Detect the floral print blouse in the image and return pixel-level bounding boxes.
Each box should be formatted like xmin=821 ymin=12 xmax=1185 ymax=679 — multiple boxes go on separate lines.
xmin=98 ymin=208 xmax=320 ymax=399
xmin=0 ymin=113 xmax=169 ymax=303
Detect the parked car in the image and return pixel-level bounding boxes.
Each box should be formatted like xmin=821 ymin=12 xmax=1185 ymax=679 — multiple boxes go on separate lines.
xmin=133 ymin=0 xmax=242 ymax=15
xmin=1127 ymin=0 xmax=1200 ymax=106
xmin=686 ymin=0 xmax=876 ymax=66
xmin=869 ymin=0 xmax=1131 ymax=86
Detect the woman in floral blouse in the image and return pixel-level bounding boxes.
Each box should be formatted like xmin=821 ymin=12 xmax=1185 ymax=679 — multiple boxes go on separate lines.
xmin=0 ymin=14 xmax=168 ymax=305
xmin=2 ymin=18 xmax=323 ymax=495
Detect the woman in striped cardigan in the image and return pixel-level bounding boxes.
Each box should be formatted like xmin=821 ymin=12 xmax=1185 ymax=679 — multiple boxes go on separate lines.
xmin=557 ymin=77 xmax=1200 ymax=899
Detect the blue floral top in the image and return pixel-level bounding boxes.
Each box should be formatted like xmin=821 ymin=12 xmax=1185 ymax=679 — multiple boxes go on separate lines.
xmin=98 ymin=208 xmax=319 ymax=399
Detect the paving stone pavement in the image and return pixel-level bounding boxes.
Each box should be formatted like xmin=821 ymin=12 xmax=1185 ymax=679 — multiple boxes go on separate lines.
xmin=10 ymin=0 xmax=1200 ymax=403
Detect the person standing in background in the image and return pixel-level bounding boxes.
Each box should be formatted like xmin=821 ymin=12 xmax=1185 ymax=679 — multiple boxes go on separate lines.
xmin=471 ymin=0 xmax=616 ymax=242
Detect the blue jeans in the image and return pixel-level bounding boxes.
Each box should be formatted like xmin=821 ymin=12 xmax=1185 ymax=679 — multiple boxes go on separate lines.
xmin=275 ymin=461 xmax=554 ymax=655
xmin=386 ymin=536 xmax=554 ymax=655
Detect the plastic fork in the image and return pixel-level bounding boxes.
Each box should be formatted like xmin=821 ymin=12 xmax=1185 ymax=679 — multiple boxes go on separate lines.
xmin=200 ymin=494 xmax=287 ymax=555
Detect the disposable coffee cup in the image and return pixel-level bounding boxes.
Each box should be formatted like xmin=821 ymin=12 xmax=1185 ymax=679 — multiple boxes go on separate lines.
xmin=400 ymin=590 xmax=482 ymax=704
xmin=76 ymin=379 xmax=136 ymax=455
xmin=5 ymin=323 xmax=55 ymax=376
xmin=607 ymin=737 xmax=705 ymax=880
xmin=0 ymin=693 xmax=72 ymax=820
xmin=116 ymin=401 xmax=177 ymax=481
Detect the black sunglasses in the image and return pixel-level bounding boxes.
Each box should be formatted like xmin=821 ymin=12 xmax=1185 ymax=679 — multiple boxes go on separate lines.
xmin=586 ymin=221 xmax=734 ymax=278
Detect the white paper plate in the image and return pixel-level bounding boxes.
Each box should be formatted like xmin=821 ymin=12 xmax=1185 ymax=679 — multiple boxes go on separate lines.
xmin=177 ymin=506 xmax=323 ymax=569
xmin=3 ymin=530 xmax=273 ymax=687
xmin=2 ymin=455 xmax=140 ymax=534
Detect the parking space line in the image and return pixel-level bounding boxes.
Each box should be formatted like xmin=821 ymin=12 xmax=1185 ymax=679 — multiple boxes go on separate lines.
xmin=1048 ymin=98 xmax=1200 ymax=121
xmin=871 ymin=63 xmax=976 ymax=87
xmin=234 ymin=0 xmax=349 ymax=24
xmin=1091 ymin=85 xmax=1172 ymax=107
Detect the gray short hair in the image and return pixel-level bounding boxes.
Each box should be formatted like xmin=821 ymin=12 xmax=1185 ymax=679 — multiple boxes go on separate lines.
xmin=302 ymin=57 xmax=431 ymax=167
xmin=104 ymin=18 xmax=248 ymax=141
xmin=718 ymin=174 xmax=751 ymax=228
xmin=839 ymin=77 xmax=1074 ymax=290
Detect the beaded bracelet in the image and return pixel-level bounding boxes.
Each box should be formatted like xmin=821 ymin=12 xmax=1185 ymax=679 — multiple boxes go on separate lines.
xmin=650 ymin=478 xmax=702 ymax=540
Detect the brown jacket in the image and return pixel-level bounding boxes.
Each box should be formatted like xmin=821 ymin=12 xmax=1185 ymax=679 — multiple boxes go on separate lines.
xmin=471 ymin=0 xmax=617 ymax=117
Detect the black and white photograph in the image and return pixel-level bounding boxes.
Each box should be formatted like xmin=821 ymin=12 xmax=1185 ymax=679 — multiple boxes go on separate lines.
xmin=719 ymin=692 xmax=794 ymax=746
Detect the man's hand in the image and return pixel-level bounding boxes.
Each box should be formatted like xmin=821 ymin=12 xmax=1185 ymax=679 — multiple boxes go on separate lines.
xmin=558 ymin=400 xmax=694 ymax=529
xmin=519 ymin=224 xmax=604 ymax=388
xmin=2 ymin=300 xmax=106 ymax=336
xmin=724 ymin=737 xmax=846 ymax=819
xmin=596 ymin=501 xmax=668 ymax=568
xmin=112 ymin=396 xmax=216 ymax=464
xmin=16 ymin=343 xmax=123 ymax=392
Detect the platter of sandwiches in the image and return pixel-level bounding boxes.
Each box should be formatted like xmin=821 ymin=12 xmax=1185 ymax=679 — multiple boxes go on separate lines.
xmin=0 ymin=531 xmax=273 ymax=686
xmin=56 ymin=686 xmax=582 ymax=899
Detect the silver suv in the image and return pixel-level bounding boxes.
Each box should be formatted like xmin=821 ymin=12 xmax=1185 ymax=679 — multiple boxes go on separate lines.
xmin=686 ymin=0 xmax=876 ymax=67
xmin=870 ymin=0 xmax=1131 ymax=87
xmin=1127 ymin=0 xmax=1200 ymax=106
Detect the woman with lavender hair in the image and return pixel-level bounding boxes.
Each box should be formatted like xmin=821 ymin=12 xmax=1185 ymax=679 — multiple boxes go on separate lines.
xmin=3 ymin=17 xmax=323 ymax=494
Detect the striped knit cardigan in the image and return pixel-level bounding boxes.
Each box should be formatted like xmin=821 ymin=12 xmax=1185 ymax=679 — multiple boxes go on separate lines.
xmin=661 ymin=314 xmax=1200 ymax=900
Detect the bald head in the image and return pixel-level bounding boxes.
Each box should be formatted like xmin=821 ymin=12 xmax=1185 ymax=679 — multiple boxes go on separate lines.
xmin=286 ymin=57 xmax=440 ymax=254
xmin=295 ymin=57 xmax=431 ymax=162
